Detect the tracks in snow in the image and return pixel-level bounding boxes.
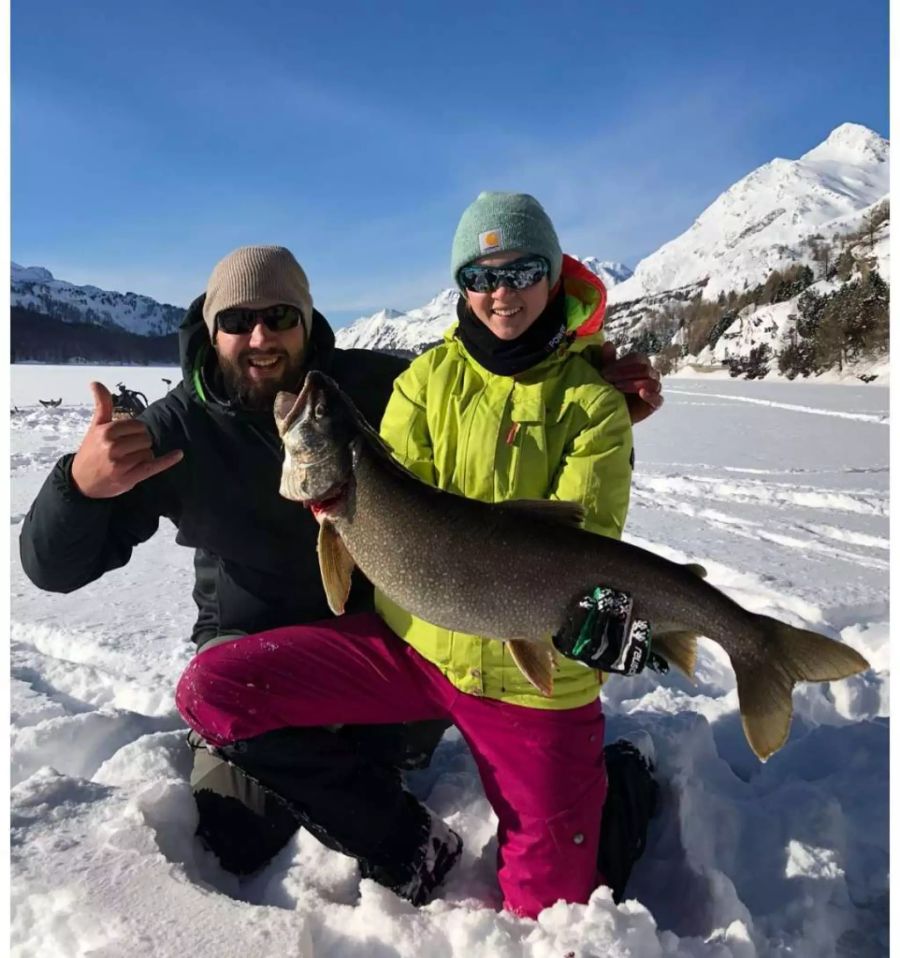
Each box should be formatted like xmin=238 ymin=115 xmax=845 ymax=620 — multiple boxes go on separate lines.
xmin=11 ymin=620 xmax=186 ymax=788
xmin=667 ymin=388 xmax=889 ymax=424
xmin=631 ymin=466 xmax=889 ymax=575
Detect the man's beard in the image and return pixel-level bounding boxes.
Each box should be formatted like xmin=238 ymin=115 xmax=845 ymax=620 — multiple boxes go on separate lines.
xmin=218 ymin=349 xmax=307 ymax=411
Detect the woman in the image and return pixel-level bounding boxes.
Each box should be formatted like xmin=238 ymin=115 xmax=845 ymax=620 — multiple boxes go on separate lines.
xmin=376 ymin=192 xmax=634 ymax=916
xmin=177 ymin=192 xmax=653 ymax=918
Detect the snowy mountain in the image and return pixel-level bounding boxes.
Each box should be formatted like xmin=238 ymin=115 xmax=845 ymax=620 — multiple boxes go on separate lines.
xmin=11 ymin=262 xmax=185 ymax=337
xmin=338 ymin=125 xmax=888 ymax=366
xmin=335 ymin=260 xmax=632 ymax=353
xmin=336 ymin=289 xmax=461 ymax=354
xmin=604 ymin=193 xmax=890 ymax=382
xmin=699 ymin=209 xmax=889 ymax=369
xmin=579 ymin=258 xmax=633 ymax=288
xmin=609 ymin=123 xmax=889 ymax=305
xmin=13 ymin=124 xmax=888 ymax=379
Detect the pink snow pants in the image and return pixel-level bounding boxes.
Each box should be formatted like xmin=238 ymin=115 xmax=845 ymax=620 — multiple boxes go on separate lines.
xmin=175 ymin=613 xmax=607 ymax=918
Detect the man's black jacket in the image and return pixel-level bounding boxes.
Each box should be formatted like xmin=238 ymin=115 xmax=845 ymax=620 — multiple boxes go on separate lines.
xmin=19 ymin=295 xmax=409 ymax=648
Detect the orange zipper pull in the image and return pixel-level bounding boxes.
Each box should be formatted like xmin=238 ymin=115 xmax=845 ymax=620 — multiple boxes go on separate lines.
xmin=505 ymin=422 xmax=520 ymax=445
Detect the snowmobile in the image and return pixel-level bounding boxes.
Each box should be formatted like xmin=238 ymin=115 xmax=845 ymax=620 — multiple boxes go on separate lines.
xmin=111 ymin=383 xmax=149 ymax=420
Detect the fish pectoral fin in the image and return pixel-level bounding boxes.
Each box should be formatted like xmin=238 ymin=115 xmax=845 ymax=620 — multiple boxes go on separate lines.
xmin=683 ymin=563 xmax=708 ymax=579
xmin=496 ymin=498 xmax=585 ymax=528
xmin=317 ymin=521 xmax=355 ymax=615
xmin=735 ymin=614 xmax=870 ymax=761
xmin=508 ymin=640 xmax=555 ymax=697
xmin=652 ymin=630 xmax=699 ymax=680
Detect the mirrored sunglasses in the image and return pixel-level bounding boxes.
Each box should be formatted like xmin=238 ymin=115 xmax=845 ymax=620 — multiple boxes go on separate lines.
xmin=216 ymin=304 xmax=303 ymax=335
xmin=458 ymin=256 xmax=550 ymax=293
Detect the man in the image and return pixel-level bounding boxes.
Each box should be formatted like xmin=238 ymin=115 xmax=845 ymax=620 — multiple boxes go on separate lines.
xmin=20 ymin=245 xmax=663 ymax=901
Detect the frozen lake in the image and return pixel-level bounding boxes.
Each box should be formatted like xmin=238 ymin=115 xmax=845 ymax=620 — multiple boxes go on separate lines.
xmin=10 ymin=365 xmax=889 ymax=958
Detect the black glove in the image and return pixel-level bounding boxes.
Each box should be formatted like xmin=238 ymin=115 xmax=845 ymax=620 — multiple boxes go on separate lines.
xmin=552 ymin=587 xmax=668 ymax=675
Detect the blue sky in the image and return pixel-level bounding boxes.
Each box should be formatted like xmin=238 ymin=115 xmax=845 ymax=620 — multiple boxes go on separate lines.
xmin=12 ymin=0 xmax=889 ymax=329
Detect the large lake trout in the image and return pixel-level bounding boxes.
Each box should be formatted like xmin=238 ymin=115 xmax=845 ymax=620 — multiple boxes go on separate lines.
xmin=274 ymin=371 xmax=869 ymax=761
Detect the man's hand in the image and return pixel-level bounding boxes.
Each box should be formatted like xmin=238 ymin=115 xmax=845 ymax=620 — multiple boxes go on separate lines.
xmin=70 ymin=382 xmax=183 ymax=498
xmin=598 ymin=342 xmax=664 ymax=425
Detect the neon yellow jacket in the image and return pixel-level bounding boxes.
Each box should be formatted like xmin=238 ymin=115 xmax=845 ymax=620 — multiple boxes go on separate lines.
xmin=377 ymin=255 xmax=633 ymax=709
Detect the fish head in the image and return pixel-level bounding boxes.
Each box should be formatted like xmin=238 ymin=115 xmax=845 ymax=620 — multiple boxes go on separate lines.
xmin=274 ymin=371 xmax=359 ymax=505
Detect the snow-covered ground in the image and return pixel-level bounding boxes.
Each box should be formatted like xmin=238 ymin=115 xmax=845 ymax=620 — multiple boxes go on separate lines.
xmin=10 ymin=365 xmax=889 ymax=958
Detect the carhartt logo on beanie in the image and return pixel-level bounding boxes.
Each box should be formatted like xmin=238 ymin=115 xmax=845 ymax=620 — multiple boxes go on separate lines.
xmin=202 ymin=245 xmax=314 ymax=339
xmin=451 ymin=192 xmax=563 ymax=288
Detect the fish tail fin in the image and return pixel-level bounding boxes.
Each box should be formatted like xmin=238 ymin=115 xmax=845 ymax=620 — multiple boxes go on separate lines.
xmin=652 ymin=631 xmax=698 ymax=679
xmin=735 ymin=614 xmax=870 ymax=762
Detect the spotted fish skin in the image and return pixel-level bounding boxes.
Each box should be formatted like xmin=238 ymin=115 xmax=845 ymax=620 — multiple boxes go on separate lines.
xmin=274 ymin=371 xmax=870 ymax=761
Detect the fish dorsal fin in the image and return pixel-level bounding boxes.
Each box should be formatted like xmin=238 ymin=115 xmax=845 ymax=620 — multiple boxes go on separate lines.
xmin=317 ymin=521 xmax=356 ymax=615
xmin=497 ymin=499 xmax=585 ymax=528
xmin=507 ymin=640 xmax=556 ymax=697
xmin=684 ymin=563 xmax=708 ymax=579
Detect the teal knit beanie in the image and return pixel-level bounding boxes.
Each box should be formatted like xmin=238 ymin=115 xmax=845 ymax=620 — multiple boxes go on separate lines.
xmin=451 ymin=192 xmax=563 ymax=288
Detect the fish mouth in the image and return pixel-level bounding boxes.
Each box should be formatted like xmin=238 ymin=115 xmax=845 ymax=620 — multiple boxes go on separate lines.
xmin=275 ymin=371 xmax=330 ymax=433
xmin=298 ymin=371 xmax=334 ymax=409
xmin=306 ymin=479 xmax=351 ymax=519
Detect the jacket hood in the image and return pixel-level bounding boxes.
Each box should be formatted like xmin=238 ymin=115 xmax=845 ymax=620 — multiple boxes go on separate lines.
xmin=559 ymin=253 xmax=607 ymax=342
xmin=177 ymin=293 xmax=337 ymax=414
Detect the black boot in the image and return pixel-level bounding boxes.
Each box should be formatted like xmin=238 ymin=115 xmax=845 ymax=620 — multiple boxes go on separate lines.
xmin=597 ymin=739 xmax=659 ymax=903
xmin=192 ymin=723 xmax=446 ymax=876
xmin=361 ymin=811 xmax=463 ymax=906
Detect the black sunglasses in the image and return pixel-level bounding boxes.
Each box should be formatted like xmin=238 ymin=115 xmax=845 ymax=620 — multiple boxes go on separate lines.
xmin=457 ymin=255 xmax=550 ymax=293
xmin=216 ymin=304 xmax=303 ymax=335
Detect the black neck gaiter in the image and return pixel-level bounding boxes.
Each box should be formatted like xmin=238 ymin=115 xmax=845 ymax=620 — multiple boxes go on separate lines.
xmin=456 ymin=285 xmax=569 ymax=376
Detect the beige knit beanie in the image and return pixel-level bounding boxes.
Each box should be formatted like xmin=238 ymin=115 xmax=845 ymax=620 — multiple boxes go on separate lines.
xmin=202 ymin=245 xmax=314 ymax=338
